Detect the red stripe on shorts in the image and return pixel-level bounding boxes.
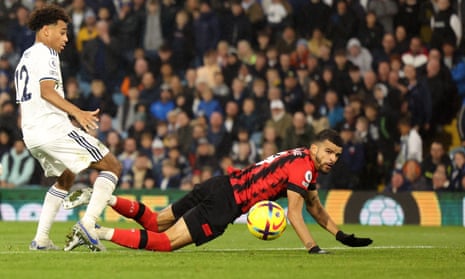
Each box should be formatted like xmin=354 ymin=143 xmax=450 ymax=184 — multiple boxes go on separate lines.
xmin=201 ymin=223 xmax=213 ymax=237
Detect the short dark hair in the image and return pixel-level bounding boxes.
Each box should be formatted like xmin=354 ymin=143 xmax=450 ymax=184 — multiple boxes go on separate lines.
xmin=314 ymin=129 xmax=343 ymax=147
xmin=28 ymin=4 xmax=70 ymax=32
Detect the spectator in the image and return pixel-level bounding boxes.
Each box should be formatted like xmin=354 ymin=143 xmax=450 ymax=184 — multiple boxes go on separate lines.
xmin=82 ymin=79 xmax=117 ymax=117
xmin=402 ymin=63 xmax=431 ymax=136
xmin=430 ymin=0 xmax=462 ymax=50
xmin=0 ymin=39 xmax=20 ymax=71
xmin=76 ymin=9 xmax=98 ymax=53
xmin=192 ymin=137 xmax=218 ymax=175
xmin=327 ymin=0 xmax=357 ymax=50
xmin=166 ymin=146 xmax=191 ymax=180
xmin=169 ymin=9 xmax=194 ymax=71
xmin=196 ymin=49 xmax=221 ymax=89
xmin=335 ymin=105 xmax=357 ymax=132
xmin=401 ymin=36 xmax=428 ymax=69
xmin=195 ymin=83 xmax=223 ymax=119
xmin=394 ymin=117 xmax=423 ymax=170
xmin=193 ymin=1 xmax=220 ymax=64
xmin=275 ymin=26 xmax=297 ymax=55
xmin=237 ymin=40 xmax=257 ymax=66
xmin=346 ymin=38 xmax=373 ymax=76
xmin=8 ymin=5 xmax=34 ymax=54
xmin=282 ymin=111 xmax=315 ymax=150
xmin=295 ymin=0 xmax=331 ymax=38
xmin=143 ymin=0 xmax=164 ymax=58
xmin=403 ymin=159 xmax=428 ymax=191
xmin=0 ymin=128 xmax=13 ymax=160
xmin=207 ymin=111 xmax=233 ymax=159
xmin=320 ymin=89 xmax=344 ymax=129
xmin=366 ymin=0 xmax=398 ymax=34
xmin=241 ymin=0 xmax=265 ymax=34
xmin=265 ymin=99 xmax=293 ymax=140
xmin=159 ymin=159 xmax=182 ymax=190
xmin=357 ymin=11 xmax=384 ymax=51
xmin=255 ymin=31 xmax=272 ymax=53
xmin=0 ymin=139 xmax=35 ymax=188
xmin=104 ymin=130 xmax=124 ymax=156
xmin=110 ymin=2 xmax=144 ymax=66
xmin=421 ymin=140 xmax=453 ymax=189
xmin=120 ymin=153 xmax=156 ymax=190
xmin=150 ymin=137 xmax=167 ymax=184
xmin=372 ymin=33 xmax=398 ymax=70
xmin=431 ymin=163 xmax=452 ymax=191
xmin=393 ymin=25 xmax=410 ymax=55
xmin=81 ymin=20 xmax=122 ymax=91
xmin=426 ymin=57 xmax=459 ymax=138
xmin=384 ymin=169 xmax=412 ymax=193
xmin=394 ymin=0 xmax=421 ymax=38
xmin=223 ymin=100 xmax=241 ymax=138
xmin=282 ymin=70 xmax=304 ymax=114
xmin=118 ymin=137 xmax=139 ymax=177
xmin=212 ymin=71 xmax=230 ymax=107
xmin=149 ymin=84 xmax=176 ymax=122
xmin=231 ymin=128 xmax=257 ymax=166
xmin=307 ymin=27 xmax=332 ymax=59
xmin=237 ymin=98 xmax=262 ymax=139
xmin=265 ymin=0 xmax=290 ymax=40
xmin=222 ymin=1 xmax=252 ymax=46
xmin=451 ymin=151 xmax=465 ymax=191
xmin=232 ymin=140 xmax=256 ymax=169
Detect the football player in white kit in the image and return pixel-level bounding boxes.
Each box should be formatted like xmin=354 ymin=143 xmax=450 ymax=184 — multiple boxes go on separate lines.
xmin=14 ymin=4 xmax=122 ymax=251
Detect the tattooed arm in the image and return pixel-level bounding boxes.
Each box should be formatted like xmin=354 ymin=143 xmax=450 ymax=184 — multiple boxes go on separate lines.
xmin=305 ymin=190 xmax=340 ymax=236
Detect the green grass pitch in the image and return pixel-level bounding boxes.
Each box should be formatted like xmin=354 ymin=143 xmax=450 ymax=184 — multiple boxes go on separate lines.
xmin=0 ymin=222 xmax=464 ymax=279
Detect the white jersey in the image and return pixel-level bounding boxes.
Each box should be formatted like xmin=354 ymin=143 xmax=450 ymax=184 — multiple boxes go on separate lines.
xmin=14 ymin=42 xmax=75 ymax=148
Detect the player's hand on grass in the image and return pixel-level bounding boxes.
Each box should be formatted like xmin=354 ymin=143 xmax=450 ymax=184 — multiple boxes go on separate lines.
xmin=336 ymin=231 xmax=373 ymax=247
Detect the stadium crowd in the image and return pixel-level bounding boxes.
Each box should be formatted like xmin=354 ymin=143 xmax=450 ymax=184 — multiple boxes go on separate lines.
xmin=1 ymin=0 xmax=465 ymax=193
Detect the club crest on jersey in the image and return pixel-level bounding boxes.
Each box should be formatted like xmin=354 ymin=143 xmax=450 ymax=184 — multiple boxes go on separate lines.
xmin=49 ymin=58 xmax=57 ymax=69
xmin=302 ymin=171 xmax=312 ymax=187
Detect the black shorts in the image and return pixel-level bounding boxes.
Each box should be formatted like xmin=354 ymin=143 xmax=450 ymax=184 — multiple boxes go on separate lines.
xmin=171 ymin=175 xmax=242 ymax=246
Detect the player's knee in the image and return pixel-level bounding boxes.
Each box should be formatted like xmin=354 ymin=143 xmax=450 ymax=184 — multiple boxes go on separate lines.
xmin=56 ymin=169 xmax=75 ymax=190
xmin=108 ymin=156 xmax=122 ymax=177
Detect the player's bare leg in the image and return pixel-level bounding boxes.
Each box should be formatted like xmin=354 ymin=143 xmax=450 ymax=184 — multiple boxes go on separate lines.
xmin=97 ymin=217 xmax=193 ymax=251
xmin=157 ymin=206 xmax=177 ymax=232
xmin=31 ymin=169 xmax=75 ymax=250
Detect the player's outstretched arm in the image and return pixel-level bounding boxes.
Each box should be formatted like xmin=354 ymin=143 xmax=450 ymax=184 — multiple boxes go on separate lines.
xmin=40 ymin=80 xmax=100 ymax=132
xmin=286 ymin=190 xmax=326 ymax=253
xmin=305 ymin=190 xmax=373 ymax=247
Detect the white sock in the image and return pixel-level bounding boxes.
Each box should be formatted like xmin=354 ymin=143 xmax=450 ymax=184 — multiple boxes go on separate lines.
xmin=34 ymin=185 xmax=68 ymax=242
xmin=81 ymin=171 xmax=117 ymax=228
xmin=96 ymin=227 xmax=115 ymax=240
xmin=108 ymin=195 xmax=117 ymax=206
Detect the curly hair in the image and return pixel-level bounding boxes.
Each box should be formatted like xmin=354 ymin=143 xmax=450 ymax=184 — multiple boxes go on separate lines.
xmin=27 ymin=4 xmax=70 ymax=32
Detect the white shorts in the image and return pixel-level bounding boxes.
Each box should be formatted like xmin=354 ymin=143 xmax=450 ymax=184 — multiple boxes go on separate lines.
xmin=29 ymin=129 xmax=110 ymax=177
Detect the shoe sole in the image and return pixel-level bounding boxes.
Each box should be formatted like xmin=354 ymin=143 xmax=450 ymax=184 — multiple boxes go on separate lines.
xmin=63 ymin=188 xmax=92 ymax=210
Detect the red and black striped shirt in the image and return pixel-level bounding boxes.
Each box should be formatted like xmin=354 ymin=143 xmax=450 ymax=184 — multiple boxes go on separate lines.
xmin=228 ymin=148 xmax=318 ymax=213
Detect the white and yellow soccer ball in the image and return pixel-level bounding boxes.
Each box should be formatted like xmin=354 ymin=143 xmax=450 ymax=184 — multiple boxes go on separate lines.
xmin=247 ymin=200 xmax=287 ymax=240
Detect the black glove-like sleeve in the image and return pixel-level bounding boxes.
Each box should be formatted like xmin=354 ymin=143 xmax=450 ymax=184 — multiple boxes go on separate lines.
xmin=336 ymin=231 xmax=373 ymax=247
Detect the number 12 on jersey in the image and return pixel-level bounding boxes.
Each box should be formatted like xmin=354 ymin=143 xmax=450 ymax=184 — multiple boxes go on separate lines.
xmin=15 ymin=65 xmax=32 ymax=103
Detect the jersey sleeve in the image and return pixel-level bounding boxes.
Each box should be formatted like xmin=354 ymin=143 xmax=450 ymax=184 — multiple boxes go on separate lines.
xmin=35 ymin=47 xmax=60 ymax=82
xmin=287 ymin=157 xmax=317 ymax=197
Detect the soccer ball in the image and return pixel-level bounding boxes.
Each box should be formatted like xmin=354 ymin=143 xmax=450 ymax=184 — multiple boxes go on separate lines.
xmin=359 ymin=195 xmax=404 ymax=226
xmin=247 ymin=200 xmax=287 ymax=240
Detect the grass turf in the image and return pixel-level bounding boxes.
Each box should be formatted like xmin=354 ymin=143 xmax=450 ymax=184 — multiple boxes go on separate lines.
xmin=0 ymin=222 xmax=464 ymax=279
